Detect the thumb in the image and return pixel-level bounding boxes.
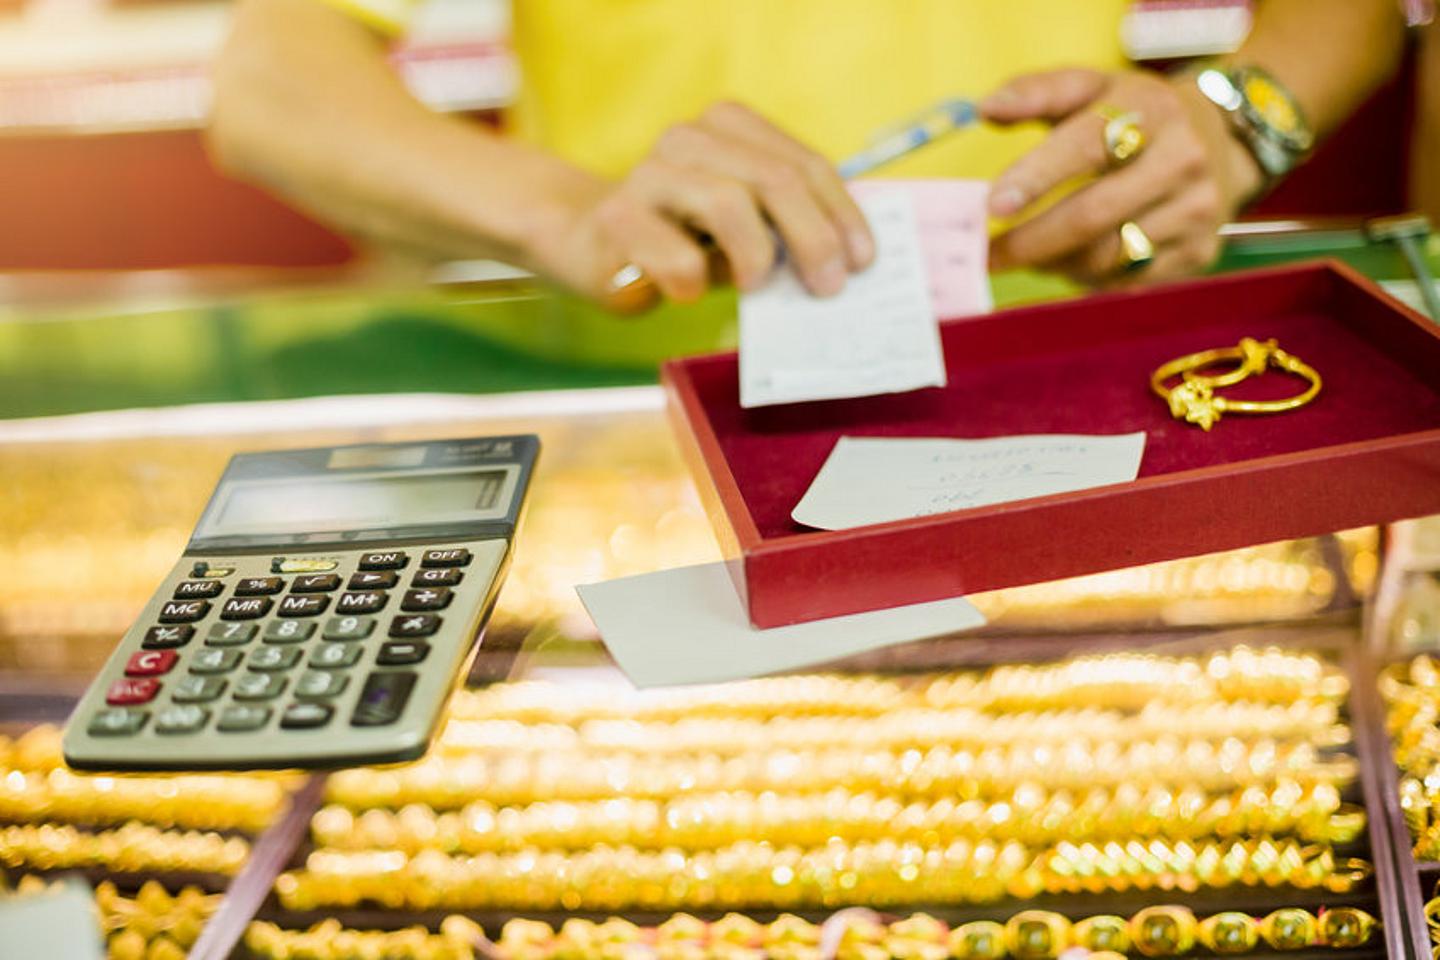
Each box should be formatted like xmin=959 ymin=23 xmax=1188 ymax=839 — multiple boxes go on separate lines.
xmin=979 ymin=69 xmax=1109 ymax=126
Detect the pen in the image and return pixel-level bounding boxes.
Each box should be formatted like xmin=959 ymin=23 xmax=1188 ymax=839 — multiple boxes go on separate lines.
xmin=606 ymin=96 xmax=978 ymax=310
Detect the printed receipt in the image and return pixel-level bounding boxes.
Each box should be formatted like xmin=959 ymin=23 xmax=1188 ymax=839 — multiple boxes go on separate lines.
xmin=739 ymin=190 xmax=947 ymax=409
xmin=793 ymin=433 xmax=1148 ymax=530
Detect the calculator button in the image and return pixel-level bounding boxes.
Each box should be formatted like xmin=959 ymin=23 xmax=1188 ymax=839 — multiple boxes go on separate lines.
xmin=412 ymin=568 xmax=462 ymax=588
xmin=295 ymin=670 xmax=349 ymax=699
xmin=189 ymin=648 xmax=242 ymax=675
xmin=155 ymin=704 xmax=209 ymax=734
xmin=159 ymin=600 xmax=210 ymax=623
xmin=174 ymin=579 xmax=224 ymax=600
xmin=218 ymin=705 xmax=271 ymax=732
xmin=221 ymin=597 xmax=273 ymax=621
xmin=106 ymin=678 xmax=161 ymax=705
xmin=336 ymin=591 xmax=388 ymax=615
xmin=207 ymin=622 xmax=258 ymax=646
xmin=359 ymin=551 xmax=409 ymax=570
xmin=235 ymin=577 xmax=285 ymax=596
xmin=233 ymin=673 xmax=287 ymax=701
xmin=264 ymin=619 xmax=316 ymax=644
xmin=291 ymin=574 xmax=342 ymax=593
xmin=249 ymin=646 xmax=302 ymax=672
xmin=421 ymin=548 xmax=472 ymax=568
xmin=377 ymin=641 xmax=430 ymax=666
xmin=351 ymin=672 xmax=417 ymax=727
xmin=349 ymin=570 xmax=399 ymax=590
xmin=172 ymin=676 xmax=227 ymax=704
xmin=278 ymin=595 xmax=330 ymax=617
xmin=125 ymin=649 xmax=178 ymax=677
xmin=309 ymin=643 xmax=362 ymax=670
xmin=280 ymin=702 xmax=334 ymax=730
xmin=323 ymin=616 xmax=375 ymax=641
xmin=88 ymin=709 xmax=148 ymax=736
xmin=143 ymin=625 xmax=195 ymax=649
xmin=390 ymin=614 xmax=441 ymax=638
xmin=401 ymin=588 xmax=452 ymax=612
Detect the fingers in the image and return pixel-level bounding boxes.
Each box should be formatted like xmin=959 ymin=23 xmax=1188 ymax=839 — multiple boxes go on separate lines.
xmin=624 ymin=158 xmax=776 ymax=290
xmin=654 ymin=115 xmax=851 ymax=296
xmin=589 ymin=194 xmax=712 ymax=304
xmin=697 ymin=102 xmax=875 ymax=269
xmin=989 ymin=128 xmax=1206 ymax=270
xmin=979 ymin=69 xmax=1108 ymax=125
xmin=1059 ymin=181 xmax=1225 ymax=285
xmin=988 ymin=108 xmax=1121 ymax=218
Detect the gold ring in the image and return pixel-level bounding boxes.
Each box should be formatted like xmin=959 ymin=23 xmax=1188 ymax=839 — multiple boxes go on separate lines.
xmin=1100 ymin=106 xmax=1146 ymax=165
xmin=1004 ymin=910 xmax=1072 ymax=960
xmin=1119 ymin=220 xmax=1155 ymax=273
xmin=1324 ymin=857 xmax=1374 ymax=894
xmin=1129 ymin=906 xmax=1197 ymax=958
xmin=1150 ymin=337 xmax=1322 ymax=431
xmin=1197 ymin=912 xmax=1259 ymax=955
xmin=950 ymin=921 xmax=1008 ymax=960
xmin=1259 ymin=908 xmax=1318 ymax=951
xmin=1425 ymin=895 xmax=1440 ymax=930
xmin=1318 ymin=907 xmax=1378 ymax=948
xmin=1072 ymin=915 xmax=1130 ymax=954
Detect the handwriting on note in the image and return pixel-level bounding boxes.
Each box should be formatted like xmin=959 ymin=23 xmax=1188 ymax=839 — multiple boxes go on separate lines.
xmin=739 ymin=190 xmax=946 ymax=409
xmin=850 ymin=179 xmax=992 ymax=318
xmin=792 ymin=433 xmax=1147 ymax=531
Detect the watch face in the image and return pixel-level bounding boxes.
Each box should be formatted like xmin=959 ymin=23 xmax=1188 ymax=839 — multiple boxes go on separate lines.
xmin=1236 ymin=68 xmax=1314 ymax=152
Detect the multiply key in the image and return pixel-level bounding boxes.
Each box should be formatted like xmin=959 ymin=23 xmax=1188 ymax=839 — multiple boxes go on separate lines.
xmin=389 ymin=614 xmax=441 ymax=638
xmin=159 ymin=600 xmax=210 ymax=623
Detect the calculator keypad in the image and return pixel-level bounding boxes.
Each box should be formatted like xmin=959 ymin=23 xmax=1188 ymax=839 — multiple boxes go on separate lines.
xmin=75 ymin=539 xmax=493 ymax=760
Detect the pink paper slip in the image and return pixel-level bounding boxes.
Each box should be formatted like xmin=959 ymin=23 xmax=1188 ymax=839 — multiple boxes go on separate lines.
xmin=850 ymin=178 xmax=992 ymax=319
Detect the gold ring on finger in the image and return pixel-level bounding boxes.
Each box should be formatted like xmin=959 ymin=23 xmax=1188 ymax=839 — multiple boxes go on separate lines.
xmin=1119 ymin=220 xmax=1155 ymax=273
xmin=1100 ymin=106 xmax=1146 ymax=165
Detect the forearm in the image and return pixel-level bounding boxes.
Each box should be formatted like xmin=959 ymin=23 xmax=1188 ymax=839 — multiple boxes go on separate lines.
xmin=1226 ymin=0 xmax=1408 ymax=137
xmin=209 ymin=0 xmax=601 ymax=263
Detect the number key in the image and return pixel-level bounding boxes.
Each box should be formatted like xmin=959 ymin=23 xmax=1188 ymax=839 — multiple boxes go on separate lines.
xmin=190 ymin=648 xmax=242 ymax=675
xmin=155 ymin=704 xmax=209 ymax=734
xmin=233 ymin=672 xmax=287 ymax=701
xmin=323 ymin=616 xmax=375 ymax=641
xmin=159 ymin=600 xmax=210 ymax=623
xmin=264 ymin=620 xmax=316 ymax=644
xmin=88 ymin=709 xmax=148 ymax=736
xmin=218 ymin=705 xmax=271 ymax=732
xmin=207 ymin=622 xmax=257 ymax=646
xmin=248 ymin=647 xmax=302 ymax=672
xmin=280 ymin=702 xmax=333 ymax=730
xmin=172 ymin=675 xmax=227 ymax=704
xmin=294 ymin=670 xmax=348 ymax=699
xmin=309 ymin=643 xmax=362 ymax=670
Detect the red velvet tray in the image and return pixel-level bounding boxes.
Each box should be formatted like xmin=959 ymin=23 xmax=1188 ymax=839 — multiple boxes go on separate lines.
xmin=662 ymin=261 xmax=1440 ymax=628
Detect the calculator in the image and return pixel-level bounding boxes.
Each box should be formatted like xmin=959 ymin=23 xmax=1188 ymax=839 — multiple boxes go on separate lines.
xmin=62 ymin=435 xmax=539 ymax=772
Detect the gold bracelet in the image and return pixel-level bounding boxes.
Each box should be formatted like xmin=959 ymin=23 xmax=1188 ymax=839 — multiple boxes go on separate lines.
xmin=1152 ymin=337 xmax=1322 ymax=431
xmin=0 ymin=823 xmax=248 ymax=876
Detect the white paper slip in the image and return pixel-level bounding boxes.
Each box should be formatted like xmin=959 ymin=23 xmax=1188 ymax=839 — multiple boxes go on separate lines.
xmin=739 ymin=190 xmax=946 ymax=409
xmin=793 ymin=432 xmax=1148 ymax=531
xmin=577 ymin=561 xmax=986 ymax=688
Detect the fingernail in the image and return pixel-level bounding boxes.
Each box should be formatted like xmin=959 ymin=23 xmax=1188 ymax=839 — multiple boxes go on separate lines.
xmin=989 ymin=185 xmax=1027 ymax=217
xmin=980 ymin=89 xmax=1019 ymax=113
xmin=811 ymin=258 xmax=847 ymax=297
xmin=848 ymin=228 xmax=875 ymax=268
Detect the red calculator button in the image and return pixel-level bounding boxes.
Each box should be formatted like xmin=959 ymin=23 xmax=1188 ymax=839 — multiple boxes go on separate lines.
xmin=106 ymin=678 xmax=161 ymax=705
xmin=125 ymin=650 xmax=178 ymax=677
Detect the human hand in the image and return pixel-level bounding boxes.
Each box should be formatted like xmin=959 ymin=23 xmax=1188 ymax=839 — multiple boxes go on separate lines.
xmin=981 ymin=68 xmax=1265 ymax=286
xmin=523 ymin=102 xmax=874 ymax=311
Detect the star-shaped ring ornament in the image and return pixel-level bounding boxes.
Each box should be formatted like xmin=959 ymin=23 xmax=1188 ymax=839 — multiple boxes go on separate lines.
xmin=1151 ymin=337 xmax=1321 ymax=430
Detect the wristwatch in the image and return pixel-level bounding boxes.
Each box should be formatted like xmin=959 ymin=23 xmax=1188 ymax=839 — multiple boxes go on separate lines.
xmin=1194 ymin=65 xmax=1314 ymax=181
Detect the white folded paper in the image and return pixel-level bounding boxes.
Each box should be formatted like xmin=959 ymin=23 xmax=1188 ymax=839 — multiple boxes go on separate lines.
xmin=739 ymin=190 xmax=947 ymax=408
xmin=577 ymin=561 xmax=986 ymax=688
xmin=793 ymin=432 xmax=1148 ymax=530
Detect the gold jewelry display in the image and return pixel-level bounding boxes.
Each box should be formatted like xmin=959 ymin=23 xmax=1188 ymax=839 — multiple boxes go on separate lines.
xmin=275 ymin=836 xmax=1366 ymax=912
xmin=1100 ymin=107 xmax=1146 ymax=165
xmin=241 ymin=905 xmax=1378 ymax=960
xmin=1151 ymin=337 xmax=1322 ymax=431
xmin=10 ymin=877 xmax=220 ymax=960
xmin=0 ymin=822 xmax=248 ymax=876
xmin=1119 ymin=221 xmax=1155 ymax=272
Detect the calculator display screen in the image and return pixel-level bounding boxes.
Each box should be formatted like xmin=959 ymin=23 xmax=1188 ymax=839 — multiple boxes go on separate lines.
xmin=205 ymin=469 xmax=508 ymax=536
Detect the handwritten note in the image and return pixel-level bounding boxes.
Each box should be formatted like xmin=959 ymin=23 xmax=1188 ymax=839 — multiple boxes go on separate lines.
xmin=850 ymin=179 xmax=993 ymax=318
xmin=577 ymin=561 xmax=986 ymax=688
xmin=739 ymin=190 xmax=946 ymax=408
xmin=792 ymin=433 xmax=1147 ymax=530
